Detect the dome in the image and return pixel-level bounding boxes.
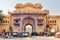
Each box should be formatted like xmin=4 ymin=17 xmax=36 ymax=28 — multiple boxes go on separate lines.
xmin=25 ymin=3 xmax=33 ymax=6
xmin=15 ymin=3 xmax=23 ymax=8
xmin=34 ymin=3 xmax=42 ymax=9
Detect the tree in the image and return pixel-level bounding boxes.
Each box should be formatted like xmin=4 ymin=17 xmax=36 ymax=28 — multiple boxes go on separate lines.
xmin=0 ymin=10 xmax=5 ymax=24
xmin=0 ymin=10 xmax=3 ymax=24
xmin=0 ymin=15 xmax=3 ymax=23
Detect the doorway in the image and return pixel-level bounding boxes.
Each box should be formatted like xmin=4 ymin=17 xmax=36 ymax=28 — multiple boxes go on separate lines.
xmin=25 ymin=24 xmax=33 ymax=33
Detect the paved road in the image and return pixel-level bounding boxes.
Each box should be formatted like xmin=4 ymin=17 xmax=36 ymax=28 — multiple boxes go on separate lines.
xmin=0 ymin=36 xmax=60 ymax=40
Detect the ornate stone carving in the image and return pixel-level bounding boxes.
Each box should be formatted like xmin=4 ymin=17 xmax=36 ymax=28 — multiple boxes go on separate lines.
xmin=14 ymin=3 xmax=43 ymax=13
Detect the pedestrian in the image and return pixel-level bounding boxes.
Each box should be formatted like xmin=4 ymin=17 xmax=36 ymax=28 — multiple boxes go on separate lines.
xmin=2 ymin=32 xmax=6 ymax=38
xmin=2 ymin=29 xmax=6 ymax=38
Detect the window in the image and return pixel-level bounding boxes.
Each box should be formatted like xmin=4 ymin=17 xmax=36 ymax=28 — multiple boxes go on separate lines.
xmin=8 ymin=21 xmax=9 ymax=23
xmin=50 ymin=20 xmax=54 ymax=23
xmin=50 ymin=21 xmax=51 ymax=23
xmin=14 ymin=18 xmax=20 ymax=23
xmin=14 ymin=24 xmax=20 ymax=26
xmin=2 ymin=20 xmax=5 ymax=23
xmin=38 ymin=24 xmax=43 ymax=26
xmin=50 ymin=20 xmax=56 ymax=23
xmin=37 ymin=19 xmax=43 ymax=27
xmin=52 ymin=20 xmax=54 ymax=23
xmin=3 ymin=20 xmax=8 ymax=23
xmin=55 ymin=20 xmax=56 ymax=23
xmin=48 ymin=21 xmax=49 ymax=23
xmin=6 ymin=20 xmax=7 ymax=23
xmin=37 ymin=19 xmax=43 ymax=24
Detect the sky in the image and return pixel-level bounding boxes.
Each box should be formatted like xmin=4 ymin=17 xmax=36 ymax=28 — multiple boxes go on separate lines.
xmin=0 ymin=0 xmax=60 ymax=15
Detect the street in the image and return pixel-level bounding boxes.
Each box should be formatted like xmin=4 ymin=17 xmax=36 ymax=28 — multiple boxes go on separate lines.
xmin=0 ymin=36 xmax=60 ymax=40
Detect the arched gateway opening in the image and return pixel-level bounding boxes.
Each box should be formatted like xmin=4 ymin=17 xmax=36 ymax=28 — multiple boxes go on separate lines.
xmin=25 ymin=24 xmax=33 ymax=33
xmin=22 ymin=16 xmax=35 ymax=32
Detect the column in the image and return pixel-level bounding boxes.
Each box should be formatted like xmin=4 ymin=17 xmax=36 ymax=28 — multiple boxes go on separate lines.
xmin=35 ymin=18 xmax=38 ymax=32
xmin=44 ymin=15 xmax=46 ymax=32
xmin=20 ymin=18 xmax=23 ymax=32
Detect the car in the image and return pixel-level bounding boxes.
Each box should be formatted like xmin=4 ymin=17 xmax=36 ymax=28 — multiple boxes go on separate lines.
xmin=50 ymin=32 xmax=55 ymax=36
xmin=18 ymin=32 xmax=29 ymax=37
xmin=12 ymin=32 xmax=18 ymax=37
xmin=5 ymin=32 xmax=9 ymax=38
xmin=0 ymin=32 xmax=2 ymax=36
xmin=55 ymin=32 xmax=60 ymax=38
xmin=5 ymin=32 xmax=11 ymax=38
xmin=39 ymin=32 xmax=44 ymax=36
xmin=44 ymin=32 xmax=51 ymax=36
xmin=31 ymin=32 xmax=39 ymax=36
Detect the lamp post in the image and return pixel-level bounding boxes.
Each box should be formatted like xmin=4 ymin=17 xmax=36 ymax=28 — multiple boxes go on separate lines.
xmin=57 ymin=26 xmax=59 ymax=32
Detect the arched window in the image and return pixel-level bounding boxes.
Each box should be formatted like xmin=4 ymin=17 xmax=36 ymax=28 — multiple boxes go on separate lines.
xmin=6 ymin=20 xmax=7 ymax=23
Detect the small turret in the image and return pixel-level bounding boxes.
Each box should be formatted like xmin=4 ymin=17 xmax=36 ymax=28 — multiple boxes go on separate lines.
xmin=15 ymin=3 xmax=23 ymax=10
xmin=35 ymin=3 xmax=42 ymax=9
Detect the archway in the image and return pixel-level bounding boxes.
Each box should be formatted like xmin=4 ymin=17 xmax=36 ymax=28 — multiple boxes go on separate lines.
xmin=22 ymin=16 xmax=36 ymax=32
xmin=25 ymin=24 xmax=33 ymax=33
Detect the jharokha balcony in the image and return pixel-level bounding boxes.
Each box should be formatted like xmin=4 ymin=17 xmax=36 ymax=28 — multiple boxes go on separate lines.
xmin=13 ymin=18 xmax=20 ymax=27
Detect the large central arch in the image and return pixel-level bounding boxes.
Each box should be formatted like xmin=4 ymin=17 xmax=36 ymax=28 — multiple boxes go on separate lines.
xmin=22 ymin=16 xmax=36 ymax=32
xmin=24 ymin=24 xmax=33 ymax=33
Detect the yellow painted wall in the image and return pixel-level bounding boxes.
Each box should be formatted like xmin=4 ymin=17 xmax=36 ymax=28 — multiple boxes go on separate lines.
xmin=0 ymin=15 xmax=11 ymax=32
